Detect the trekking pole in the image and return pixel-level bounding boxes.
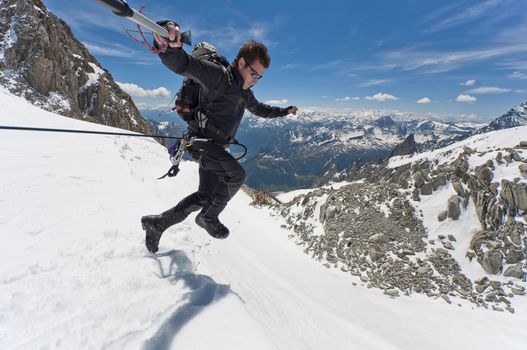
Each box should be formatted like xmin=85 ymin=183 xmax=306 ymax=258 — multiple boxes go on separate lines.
xmin=94 ymin=0 xmax=191 ymax=45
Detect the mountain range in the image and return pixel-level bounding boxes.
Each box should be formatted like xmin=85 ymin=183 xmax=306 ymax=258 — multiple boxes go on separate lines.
xmin=144 ymin=106 xmax=491 ymax=191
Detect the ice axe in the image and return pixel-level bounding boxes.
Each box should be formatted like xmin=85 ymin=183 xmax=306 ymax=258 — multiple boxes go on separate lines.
xmin=94 ymin=0 xmax=192 ymax=45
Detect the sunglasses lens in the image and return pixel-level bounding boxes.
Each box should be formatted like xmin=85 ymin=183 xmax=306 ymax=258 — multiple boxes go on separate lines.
xmin=245 ymin=58 xmax=262 ymax=80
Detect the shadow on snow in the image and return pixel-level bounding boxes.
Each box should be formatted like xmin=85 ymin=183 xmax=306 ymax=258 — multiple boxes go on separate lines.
xmin=142 ymin=249 xmax=231 ymax=350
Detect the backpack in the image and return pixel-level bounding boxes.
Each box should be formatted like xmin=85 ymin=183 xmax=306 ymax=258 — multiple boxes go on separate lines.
xmin=174 ymin=42 xmax=231 ymax=124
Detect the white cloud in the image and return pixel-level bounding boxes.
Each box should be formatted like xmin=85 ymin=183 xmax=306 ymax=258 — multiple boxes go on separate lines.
xmin=460 ymin=113 xmax=479 ymax=121
xmin=284 ymin=63 xmax=303 ymax=69
xmin=461 ymin=79 xmax=476 ymax=86
xmin=425 ymin=0 xmax=505 ymax=33
xmin=381 ymin=44 xmax=527 ymax=73
xmin=360 ymin=79 xmax=391 ymax=87
xmin=117 ymin=82 xmax=171 ymax=98
xmin=416 ymin=97 xmax=432 ymax=104
xmin=196 ymin=19 xmax=279 ymax=50
xmin=456 ymin=94 xmax=477 ymax=102
xmin=365 ymin=93 xmax=398 ymax=102
xmin=265 ymin=99 xmax=288 ymax=105
xmin=84 ymin=43 xmax=136 ymax=58
xmin=336 ymin=96 xmax=360 ymax=101
xmin=508 ymin=71 xmax=527 ymax=80
xmin=466 ymin=86 xmax=511 ymax=94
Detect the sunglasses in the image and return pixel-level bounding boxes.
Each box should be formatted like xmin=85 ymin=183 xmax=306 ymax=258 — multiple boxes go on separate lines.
xmin=244 ymin=58 xmax=263 ymax=80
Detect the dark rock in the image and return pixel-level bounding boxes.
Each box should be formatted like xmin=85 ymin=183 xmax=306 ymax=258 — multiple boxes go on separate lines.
xmin=369 ymin=248 xmax=385 ymax=262
xmin=447 ymin=195 xmax=461 ymax=220
xmin=463 ymin=147 xmax=474 ymax=155
xmin=475 ymin=165 xmax=494 ymax=187
xmin=505 ymin=249 xmax=525 ymax=264
xmin=475 ymin=277 xmax=489 ymax=285
xmin=452 ymin=181 xmax=465 ymax=198
xmin=390 ymin=134 xmax=416 ymax=157
xmin=492 ymin=305 xmax=504 ymax=312
xmin=520 ymin=163 xmax=527 ymax=178
xmin=368 ymin=233 xmax=391 ymax=244
xmin=511 ymin=287 xmax=526 ymax=295
xmin=490 ymin=281 xmax=501 ymax=290
xmin=326 ymin=254 xmax=339 ymax=264
xmin=442 ymin=241 xmax=454 ymax=250
xmin=480 ymin=250 xmax=503 ymax=274
xmin=420 ymin=183 xmax=433 ymax=195
xmin=475 ymin=284 xmax=489 ymax=293
xmin=502 ymin=180 xmax=527 ymax=211
xmin=417 ymin=266 xmax=433 ymax=274
xmin=360 ymin=275 xmax=369 ymax=282
xmin=514 ymin=184 xmax=527 ymax=210
xmin=413 ymin=171 xmax=425 ymax=188
xmin=437 ymin=211 xmax=447 ymax=222
xmin=435 ymin=248 xmax=449 ymax=256
xmin=432 ymin=174 xmax=447 ymax=190
xmin=384 ymin=288 xmax=400 ymax=297
xmin=489 ymin=183 xmax=499 ymax=196
xmin=441 ymin=295 xmax=452 ymax=304
xmin=503 ymin=263 xmax=525 ymax=279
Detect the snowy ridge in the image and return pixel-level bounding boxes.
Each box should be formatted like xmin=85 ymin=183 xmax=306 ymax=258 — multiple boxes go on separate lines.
xmin=476 ymin=100 xmax=527 ymax=134
xmin=389 ymin=125 xmax=527 ymax=169
xmin=1 ymin=87 xmax=527 ymax=349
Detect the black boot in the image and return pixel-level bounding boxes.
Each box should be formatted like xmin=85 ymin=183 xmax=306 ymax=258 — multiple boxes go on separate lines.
xmin=141 ymin=203 xmax=202 ymax=253
xmin=141 ymin=215 xmax=169 ymax=254
xmin=195 ymin=213 xmax=230 ymax=239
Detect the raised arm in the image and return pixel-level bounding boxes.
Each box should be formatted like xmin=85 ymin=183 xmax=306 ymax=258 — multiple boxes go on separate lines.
xmin=154 ymin=21 xmax=227 ymax=94
xmin=246 ymin=90 xmax=295 ymax=118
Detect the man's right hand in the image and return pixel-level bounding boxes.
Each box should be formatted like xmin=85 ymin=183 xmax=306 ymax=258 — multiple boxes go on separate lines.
xmin=154 ymin=22 xmax=182 ymax=48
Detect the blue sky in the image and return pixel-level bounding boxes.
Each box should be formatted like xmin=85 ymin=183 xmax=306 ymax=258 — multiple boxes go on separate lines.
xmin=44 ymin=0 xmax=527 ymax=122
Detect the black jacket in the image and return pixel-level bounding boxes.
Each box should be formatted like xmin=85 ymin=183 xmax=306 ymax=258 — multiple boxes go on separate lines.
xmin=158 ymin=46 xmax=291 ymax=140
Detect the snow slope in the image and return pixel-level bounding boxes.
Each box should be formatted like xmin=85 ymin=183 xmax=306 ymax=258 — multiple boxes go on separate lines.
xmin=1 ymin=87 xmax=527 ymax=349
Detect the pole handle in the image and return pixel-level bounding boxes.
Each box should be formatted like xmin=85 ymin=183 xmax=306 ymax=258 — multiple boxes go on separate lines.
xmin=94 ymin=0 xmax=191 ymax=45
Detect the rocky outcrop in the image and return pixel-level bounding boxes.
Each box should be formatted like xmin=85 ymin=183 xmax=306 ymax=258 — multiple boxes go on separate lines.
xmin=0 ymin=0 xmax=153 ymax=135
xmin=275 ymin=135 xmax=527 ymax=312
xmin=390 ymin=133 xmax=416 ymax=157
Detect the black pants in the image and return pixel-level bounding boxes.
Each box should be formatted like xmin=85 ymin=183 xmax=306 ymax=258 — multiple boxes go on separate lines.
xmin=171 ymin=141 xmax=246 ymax=221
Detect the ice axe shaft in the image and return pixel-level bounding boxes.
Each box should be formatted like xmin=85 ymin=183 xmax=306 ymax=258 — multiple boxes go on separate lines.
xmin=94 ymin=0 xmax=191 ymax=45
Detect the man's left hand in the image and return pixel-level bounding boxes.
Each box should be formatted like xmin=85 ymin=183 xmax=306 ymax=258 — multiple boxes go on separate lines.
xmin=287 ymin=106 xmax=299 ymax=115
